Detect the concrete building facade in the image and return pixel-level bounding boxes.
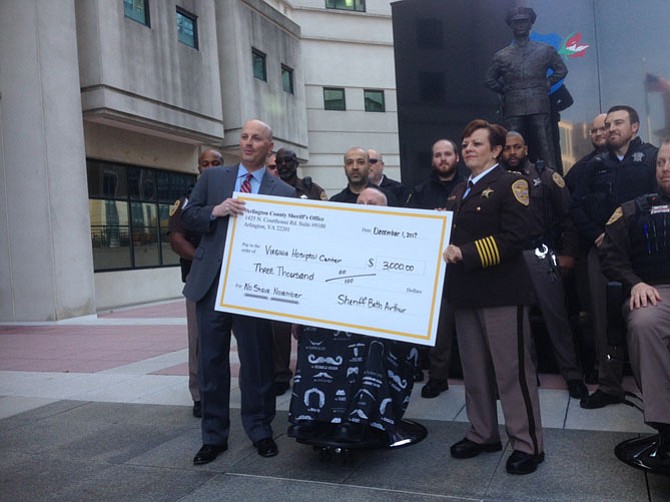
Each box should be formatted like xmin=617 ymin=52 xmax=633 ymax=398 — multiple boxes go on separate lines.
xmin=0 ymin=0 xmax=400 ymax=320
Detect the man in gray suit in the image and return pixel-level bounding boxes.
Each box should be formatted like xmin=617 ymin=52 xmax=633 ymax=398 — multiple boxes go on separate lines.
xmin=182 ymin=119 xmax=296 ymax=464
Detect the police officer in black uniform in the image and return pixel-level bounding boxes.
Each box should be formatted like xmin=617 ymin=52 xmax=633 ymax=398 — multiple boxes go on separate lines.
xmin=572 ymin=105 xmax=658 ymax=409
xmin=599 ymin=138 xmax=670 ymax=468
xmin=276 ymin=148 xmax=328 ymax=201
xmin=502 ymin=131 xmax=588 ymax=399
xmin=410 ymin=139 xmax=464 ymax=398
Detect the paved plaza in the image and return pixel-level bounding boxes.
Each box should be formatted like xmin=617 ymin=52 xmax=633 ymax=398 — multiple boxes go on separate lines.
xmin=1 ymin=300 xmax=669 ymax=501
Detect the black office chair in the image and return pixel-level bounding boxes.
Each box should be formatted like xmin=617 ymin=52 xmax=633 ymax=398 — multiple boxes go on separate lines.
xmin=607 ymin=281 xmax=670 ymax=475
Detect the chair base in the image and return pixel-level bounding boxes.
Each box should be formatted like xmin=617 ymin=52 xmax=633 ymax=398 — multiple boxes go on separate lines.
xmin=295 ymin=418 xmax=428 ymax=451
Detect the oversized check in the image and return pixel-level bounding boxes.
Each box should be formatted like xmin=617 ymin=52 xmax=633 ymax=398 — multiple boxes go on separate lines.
xmin=214 ymin=193 xmax=452 ymax=346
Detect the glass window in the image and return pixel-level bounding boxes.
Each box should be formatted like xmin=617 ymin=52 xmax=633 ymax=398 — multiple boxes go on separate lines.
xmin=159 ymin=203 xmax=180 ymax=265
xmin=252 ymin=49 xmax=267 ymax=81
xmin=364 ymin=89 xmax=385 ymax=112
xmin=324 ymin=87 xmax=346 ymax=111
xmin=131 ymin=202 xmax=160 ymax=267
xmin=282 ymin=65 xmax=294 ymax=94
xmin=128 ymin=167 xmax=156 ymax=201
xmin=90 ymin=199 xmax=132 ymax=270
xmin=326 ymin=0 xmax=365 ymax=12
xmin=176 ymin=7 xmax=198 ymax=49
xmin=87 ymin=159 xmax=195 ymax=271
xmin=124 ymin=0 xmax=150 ymax=26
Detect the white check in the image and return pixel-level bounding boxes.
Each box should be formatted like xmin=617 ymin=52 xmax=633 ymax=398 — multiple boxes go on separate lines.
xmin=215 ymin=193 xmax=452 ymax=346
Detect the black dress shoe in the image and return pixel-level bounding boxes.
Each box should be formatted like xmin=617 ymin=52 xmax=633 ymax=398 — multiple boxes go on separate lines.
xmin=192 ymin=401 xmax=202 ymax=418
xmin=506 ymin=450 xmax=544 ymax=474
xmin=253 ymin=437 xmax=278 ymax=457
xmin=273 ymin=381 xmax=290 ymax=396
xmin=421 ymin=379 xmax=449 ymax=398
xmin=580 ymin=389 xmax=623 ymax=409
xmin=450 ymin=438 xmax=502 ymax=459
xmin=567 ymin=379 xmax=588 ymax=400
xmin=333 ymin=422 xmax=366 ymax=443
xmin=193 ymin=443 xmax=227 ymax=465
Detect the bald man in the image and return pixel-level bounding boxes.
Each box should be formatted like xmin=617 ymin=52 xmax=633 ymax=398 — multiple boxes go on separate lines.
xmin=182 ymin=120 xmax=296 ymax=464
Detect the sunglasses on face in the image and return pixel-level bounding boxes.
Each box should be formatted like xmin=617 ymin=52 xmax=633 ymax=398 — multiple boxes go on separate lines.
xmin=369 ymin=158 xmax=380 ymax=164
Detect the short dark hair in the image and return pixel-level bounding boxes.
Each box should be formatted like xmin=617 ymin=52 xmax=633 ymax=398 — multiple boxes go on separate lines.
xmin=606 ymin=105 xmax=640 ymax=125
xmin=461 ymin=119 xmax=507 ymax=150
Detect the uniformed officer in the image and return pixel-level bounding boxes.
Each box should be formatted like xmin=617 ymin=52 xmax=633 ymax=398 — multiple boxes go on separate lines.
xmin=444 ymin=119 xmax=543 ymax=475
xmin=276 ymin=148 xmax=328 ymax=201
xmin=272 ymin=148 xmax=328 ymax=395
xmin=571 ymin=105 xmax=658 ymax=409
xmin=502 ymin=131 xmax=588 ymax=399
xmin=410 ymin=139 xmax=464 ymax=398
xmin=599 ymin=137 xmax=670 ymax=467
xmin=167 ymin=148 xmax=223 ymax=418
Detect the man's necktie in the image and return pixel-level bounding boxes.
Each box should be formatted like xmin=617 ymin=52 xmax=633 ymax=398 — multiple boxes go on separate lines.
xmin=240 ymin=173 xmax=253 ymax=193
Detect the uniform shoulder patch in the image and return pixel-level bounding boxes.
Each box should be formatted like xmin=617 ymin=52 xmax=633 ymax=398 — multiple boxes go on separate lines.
xmin=169 ymin=198 xmax=181 ymax=217
xmin=511 ymin=179 xmax=530 ymax=206
xmin=552 ymin=172 xmax=566 ymax=188
xmin=606 ymin=206 xmax=623 ymax=225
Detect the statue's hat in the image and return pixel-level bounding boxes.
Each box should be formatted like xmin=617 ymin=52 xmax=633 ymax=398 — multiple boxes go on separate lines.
xmin=506 ymin=7 xmax=537 ymax=25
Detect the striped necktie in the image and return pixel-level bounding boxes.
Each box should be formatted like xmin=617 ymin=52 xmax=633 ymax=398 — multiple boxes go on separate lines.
xmin=240 ymin=173 xmax=253 ymax=193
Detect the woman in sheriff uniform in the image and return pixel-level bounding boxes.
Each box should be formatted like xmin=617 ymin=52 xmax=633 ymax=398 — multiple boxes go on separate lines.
xmin=443 ymin=119 xmax=544 ymax=475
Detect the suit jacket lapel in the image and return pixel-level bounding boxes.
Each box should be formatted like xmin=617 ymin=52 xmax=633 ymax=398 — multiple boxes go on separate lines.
xmin=259 ymin=171 xmax=275 ymax=195
xmin=221 ymin=166 xmax=238 ymax=200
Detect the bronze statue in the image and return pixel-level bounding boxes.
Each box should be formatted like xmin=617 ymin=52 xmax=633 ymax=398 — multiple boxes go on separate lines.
xmin=485 ymin=7 xmax=568 ymax=169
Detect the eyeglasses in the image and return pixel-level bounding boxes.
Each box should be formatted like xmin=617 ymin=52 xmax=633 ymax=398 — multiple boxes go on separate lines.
xmin=369 ymin=159 xmax=380 ymax=164
xmin=199 ymin=159 xmax=222 ymax=167
xmin=589 ymin=127 xmax=606 ymax=134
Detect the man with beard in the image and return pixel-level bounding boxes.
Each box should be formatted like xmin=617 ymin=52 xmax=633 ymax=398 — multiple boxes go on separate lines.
xmin=572 ymin=105 xmax=658 ymax=409
xmin=330 ymin=147 xmax=398 ymax=205
xmin=502 ymin=132 xmax=588 ymax=399
xmin=271 ymin=148 xmax=327 ymax=396
xmin=564 ymin=113 xmax=608 ymax=382
xmin=410 ymin=139 xmax=464 ymax=398
xmin=599 ymin=138 xmax=670 ymax=468
xmin=367 ymin=149 xmax=411 ymax=206
xmin=275 ymin=148 xmax=328 ymax=201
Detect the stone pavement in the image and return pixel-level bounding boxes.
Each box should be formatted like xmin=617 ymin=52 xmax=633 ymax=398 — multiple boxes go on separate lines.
xmin=1 ymin=300 xmax=669 ymax=501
